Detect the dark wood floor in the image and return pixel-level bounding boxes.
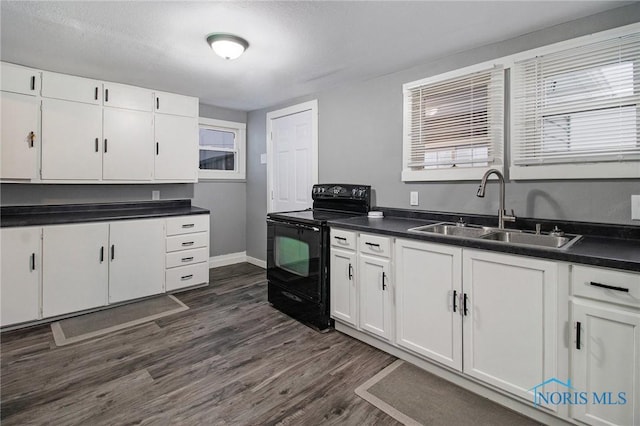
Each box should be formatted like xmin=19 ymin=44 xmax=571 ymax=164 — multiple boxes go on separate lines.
xmin=1 ymin=263 xmax=399 ymax=425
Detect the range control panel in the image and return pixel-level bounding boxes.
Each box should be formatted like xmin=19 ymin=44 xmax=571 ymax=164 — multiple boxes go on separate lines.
xmin=312 ymin=184 xmax=371 ymax=201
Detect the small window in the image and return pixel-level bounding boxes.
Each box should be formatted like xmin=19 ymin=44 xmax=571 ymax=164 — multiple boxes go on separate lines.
xmin=198 ymin=118 xmax=246 ymax=180
xmin=402 ymin=65 xmax=505 ymax=181
xmin=511 ymin=32 xmax=640 ymax=179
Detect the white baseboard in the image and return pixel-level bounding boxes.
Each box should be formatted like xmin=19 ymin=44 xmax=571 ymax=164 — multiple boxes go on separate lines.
xmin=246 ymin=256 xmax=266 ymax=269
xmin=208 ymin=252 xmax=266 ymax=269
xmin=209 ymin=251 xmax=247 ymax=268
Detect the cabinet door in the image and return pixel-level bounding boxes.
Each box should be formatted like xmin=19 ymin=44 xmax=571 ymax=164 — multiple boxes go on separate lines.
xmin=41 ymin=71 xmax=101 ymax=104
xmin=154 ymin=113 xmax=198 ymax=181
xmin=1 ymin=91 xmax=38 ymax=179
xmin=571 ymin=301 xmax=640 ymax=426
xmin=42 ymin=223 xmax=109 ymax=317
xmin=330 ymin=247 xmax=357 ymax=326
xmin=1 ymin=62 xmax=39 ymax=95
xmin=1 ymin=227 xmax=41 ymax=326
xmin=395 ymin=239 xmax=462 ymax=371
xmin=103 ymin=108 xmax=153 ymax=180
xmin=41 ymin=98 xmax=103 ymax=180
xmin=103 ymin=82 xmax=153 ymax=111
xmin=154 ymin=91 xmax=198 ymax=117
xmin=462 ymin=250 xmax=558 ymax=404
xmin=109 ymin=219 xmax=165 ymax=303
xmin=358 ymin=253 xmax=392 ymax=341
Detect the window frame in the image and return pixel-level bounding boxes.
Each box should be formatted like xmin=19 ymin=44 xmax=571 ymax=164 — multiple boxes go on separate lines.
xmin=508 ymin=23 xmax=640 ymax=180
xmin=198 ymin=117 xmax=246 ymax=181
xmin=402 ymin=61 xmax=506 ymax=182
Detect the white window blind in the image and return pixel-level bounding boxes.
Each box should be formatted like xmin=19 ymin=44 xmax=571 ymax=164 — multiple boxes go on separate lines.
xmin=512 ymin=32 xmax=640 ymax=166
xmin=406 ymin=66 xmax=504 ymax=170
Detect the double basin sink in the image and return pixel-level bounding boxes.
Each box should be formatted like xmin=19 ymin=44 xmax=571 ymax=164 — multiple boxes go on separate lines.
xmin=408 ymin=222 xmax=582 ymax=250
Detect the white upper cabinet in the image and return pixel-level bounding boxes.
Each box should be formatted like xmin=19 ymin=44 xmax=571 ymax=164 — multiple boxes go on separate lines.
xmin=154 ymin=113 xmax=198 ymax=181
xmin=154 ymin=90 xmax=198 ymax=117
xmin=0 ymin=62 xmax=39 ymax=95
xmin=103 ymin=82 xmax=153 ymax=112
xmin=0 ymin=91 xmax=38 ymax=179
xmin=41 ymin=98 xmax=103 ymax=180
xmin=103 ymin=108 xmax=154 ymax=180
xmin=41 ymin=71 xmax=101 ymax=104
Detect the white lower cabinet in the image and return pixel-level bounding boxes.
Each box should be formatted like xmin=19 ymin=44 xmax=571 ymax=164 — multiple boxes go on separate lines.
xmin=570 ymin=264 xmax=640 ymax=426
xmin=330 ymin=247 xmax=357 ymax=326
xmin=462 ymin=249 xmax=558 ymax=404
xmin=395 ymin=239 xmax=462 ymax=371
xmin=358 ymin=253 xmax=392 ymax=340
xmin=108 ymin=219 xmax=165 ymax=303
xmin=570 ymin=301 xmax=640 ymax=426
xmin=1 ymin=227 xmax=41 ymax=326
xmin=42 ymin=223 xmax=109 ymax=317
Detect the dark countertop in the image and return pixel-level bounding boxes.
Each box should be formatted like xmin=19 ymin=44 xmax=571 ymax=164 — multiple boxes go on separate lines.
xmin=328 ymin=214 xmax=640 ymax=273
xmin=1 ymin=200 xmax=209 ymax=228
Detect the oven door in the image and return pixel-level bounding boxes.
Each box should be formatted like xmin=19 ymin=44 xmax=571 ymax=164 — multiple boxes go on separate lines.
xmin=267 ymin=219 xmax=324 ymax=302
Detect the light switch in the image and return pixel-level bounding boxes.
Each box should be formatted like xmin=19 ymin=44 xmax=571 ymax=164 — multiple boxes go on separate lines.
xmin=410 ymin=191 xmax=419 ymax=206
xmin=152 ymin=190 xmax=160 ymax=200
xmin=632 ymin=195 xmax=640 ymax=220
xmin=260 ymin=153 xmax=267 ymax=164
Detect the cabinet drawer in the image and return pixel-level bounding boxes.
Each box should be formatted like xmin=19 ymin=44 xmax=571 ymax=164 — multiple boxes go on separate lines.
xmin=166 ymin=215 xmax=209 ymax=236
xmin=166 ymin=262 xmax=209 ymax=291
xmin=572 ymin=265 xmax=640 ymax=308
xmin=359 ymin=233 xmax=391 ymax=258
xmin=166 ymin=247 xmax=209 ymax=269
xmin=331 ymin=229 xmax=356 ymax=250
xmin=166 ymin=232 xmax=208 ymax=252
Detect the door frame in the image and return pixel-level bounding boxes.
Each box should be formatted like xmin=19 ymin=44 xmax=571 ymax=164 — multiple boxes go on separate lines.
xmin=266 ymin=99 xmax=319 ymax=213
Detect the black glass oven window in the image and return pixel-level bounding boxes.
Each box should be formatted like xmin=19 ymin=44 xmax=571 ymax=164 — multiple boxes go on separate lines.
xmin=274 ymin=236 xmax=309 ymax=277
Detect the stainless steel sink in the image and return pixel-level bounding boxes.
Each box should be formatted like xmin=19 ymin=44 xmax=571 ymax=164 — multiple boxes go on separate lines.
xmin=408 ymin=222 xmax=493 ymax=238
xmin=408 ymin=222 xmax=582 ymax=250
xmin=480 ymin=230 xmax=582 ymax=249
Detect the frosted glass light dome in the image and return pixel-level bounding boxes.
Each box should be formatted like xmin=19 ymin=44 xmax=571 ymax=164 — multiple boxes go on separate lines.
xmin=206 ymin=34 xmax=249 ymax=60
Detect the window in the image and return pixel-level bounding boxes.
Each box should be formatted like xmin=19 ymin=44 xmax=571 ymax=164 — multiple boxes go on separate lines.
xmin=402 ymin=64 xmax=504 ymax=181
xmin=198 ymin=118 xmax=246 ymax=180
xmin=511 ymin=31 xmax=640 ymax=179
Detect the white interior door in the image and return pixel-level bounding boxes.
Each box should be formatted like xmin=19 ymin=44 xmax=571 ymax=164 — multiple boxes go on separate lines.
xmin=267 ymin=100 xmax=318 ymax=212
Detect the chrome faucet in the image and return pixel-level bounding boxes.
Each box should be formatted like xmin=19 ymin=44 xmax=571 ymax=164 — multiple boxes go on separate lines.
xmin=476 ymin=169 xmax=516 ymax=229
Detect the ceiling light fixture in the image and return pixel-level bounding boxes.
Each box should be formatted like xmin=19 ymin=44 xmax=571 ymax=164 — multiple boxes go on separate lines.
xmin=206 ymin=33 xmax=249 ymax=60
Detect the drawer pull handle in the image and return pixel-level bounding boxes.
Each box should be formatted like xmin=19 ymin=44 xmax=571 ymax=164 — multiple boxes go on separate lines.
xmin=589 ymin=281 xmax=629 ymax=293
xmin=181 ymin=274 xmax=193 ymax=281
xmin=181 ymin=257 xmax=194 ymax=262
xmin=30 ymin=253 xmax=36 ymax=271
xmin=182 ymin=224 xmax=195 ymax=228
xmin=182 ymin=241 xmax=194 ymax=246
xmin=348 ymin=263 xmax=353 ymax=280
xmin=365 ymin=242 xmax=380 ymax=248
xmin=576 ymin=321 xmax=581 ymax=350
xmin=334 ymin=236 xmax=347 ymax=241
xmin=382 ymin=272 xmax=387 ymax=290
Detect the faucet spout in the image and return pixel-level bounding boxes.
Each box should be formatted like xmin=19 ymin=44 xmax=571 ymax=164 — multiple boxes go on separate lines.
xmin=476 ymin=169 xmax=515 ymax=229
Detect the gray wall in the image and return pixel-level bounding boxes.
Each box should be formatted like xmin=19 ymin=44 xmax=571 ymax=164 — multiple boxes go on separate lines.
xmin=246 ymin=4 xmax=640 ymax=261
xmin=195 ymin=103 xmax=248 ymax=256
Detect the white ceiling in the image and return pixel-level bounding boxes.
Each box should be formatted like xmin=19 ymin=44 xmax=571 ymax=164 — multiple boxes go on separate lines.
xmin=0 ymin=1 xmax=632 ymax=111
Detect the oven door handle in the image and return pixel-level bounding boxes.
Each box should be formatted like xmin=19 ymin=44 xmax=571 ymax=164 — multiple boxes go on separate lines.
xmin=267 ymin=219 xmax=320 ymax=232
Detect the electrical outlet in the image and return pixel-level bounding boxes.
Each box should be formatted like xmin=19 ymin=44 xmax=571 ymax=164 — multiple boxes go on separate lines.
xmin=152 ymin=190 xmax=160 ymax=201
xmin=632 ymin=195 xmax=640 ymax=220
xmin=410 ymin=191 xmax=419 ymax=206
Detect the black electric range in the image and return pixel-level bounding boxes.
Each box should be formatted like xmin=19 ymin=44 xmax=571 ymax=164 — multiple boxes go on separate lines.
xmin=266 ymin=184 xmax=371 ymax=330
